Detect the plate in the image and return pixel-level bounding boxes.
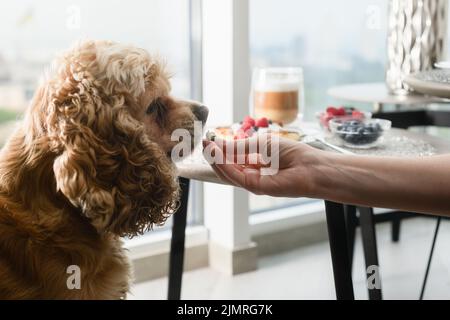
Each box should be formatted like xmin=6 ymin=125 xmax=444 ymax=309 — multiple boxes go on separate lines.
xmin=205 ymin=123 xmax=319 ymax=143
xmin=435 ymin=61 xmax=450 ymax=69
xmin=404 ymin=69 xmax=450 ymax=99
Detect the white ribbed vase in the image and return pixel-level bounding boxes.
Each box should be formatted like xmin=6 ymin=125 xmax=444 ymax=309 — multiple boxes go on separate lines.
xmin=386 ymin=0 xmax=448 ymax=95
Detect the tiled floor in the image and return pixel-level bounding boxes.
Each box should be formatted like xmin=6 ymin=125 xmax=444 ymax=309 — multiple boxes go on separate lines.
xmin=129 ymin=217 xmax=450 ymax=300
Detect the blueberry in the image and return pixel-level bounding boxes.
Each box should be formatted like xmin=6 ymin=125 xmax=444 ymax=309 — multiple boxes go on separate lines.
xmin=338 ymin=121 xmax=382 ymax=146
xmin=374 ymin=123 xmax=382 ymax=132
xmin=350 ymin=126 xmax=359 ymax=133
xmin=352 ymin=121 xmax=360 ymax=125
xmin=347 ymin=120 xmax=362 ymax=127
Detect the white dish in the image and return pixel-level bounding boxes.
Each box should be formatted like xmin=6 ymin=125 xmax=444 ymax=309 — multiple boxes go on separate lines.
xmin=404 ymin=70 xmax=450 ymax=99
xmin=435 ymin=61 xmax=450 ymax=69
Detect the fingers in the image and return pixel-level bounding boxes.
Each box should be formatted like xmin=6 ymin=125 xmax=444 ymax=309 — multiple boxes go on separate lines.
xmin=210 ymin=143 xmax=264 ymax=192
xmin=211 ymin=163 xmax=247 ymax=188
xmin=206 ymin=144 xmax=243 ymax=186
xmin=210 ymin=163 xmax=238 ymax=186
xmin=203 ymin=134 xmax=274 ymax=164
xmin=205 ymin=142 xmax=247 ymax=187
xmin=219 ymin=134 xmax=272 ymax=156
xmin=241 ymin=168 xmax=264 ymax=195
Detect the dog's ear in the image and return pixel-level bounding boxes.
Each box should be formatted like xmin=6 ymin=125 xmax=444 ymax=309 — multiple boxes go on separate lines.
xmin=48 ymin=55 xmax=179 ymax=237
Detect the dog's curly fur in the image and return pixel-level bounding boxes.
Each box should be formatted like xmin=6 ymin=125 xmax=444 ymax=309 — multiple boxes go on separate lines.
xmin=0 ymin=40 xmax=206 ymax=299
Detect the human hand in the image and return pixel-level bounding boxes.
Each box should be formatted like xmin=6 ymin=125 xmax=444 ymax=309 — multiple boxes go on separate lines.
xmin=202 ymin=134 xmax=324 ymax=198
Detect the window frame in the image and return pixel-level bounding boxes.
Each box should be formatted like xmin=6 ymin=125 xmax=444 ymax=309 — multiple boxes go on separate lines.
xmin=187 ymin=0 xmax=205 ymax=226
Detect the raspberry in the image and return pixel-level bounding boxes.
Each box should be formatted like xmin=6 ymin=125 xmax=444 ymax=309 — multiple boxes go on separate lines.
xmin=255 ymin=117 xmax=269 ymax=128
xmin=243 ymin=116 xmax=255 ymax=127
xmin=352 ymin=110 xmax=364 ymax=118
xmin=326 ymin=106 xmax=338 ymax=115
xmin=335 ymin=107 xmax=346 ymax=116
xmin=240 ymin=122 xmax=253 ymax=132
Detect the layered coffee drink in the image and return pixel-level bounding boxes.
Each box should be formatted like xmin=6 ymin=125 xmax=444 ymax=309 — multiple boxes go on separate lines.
xmin=251 ymin=68 xmax=303 ymax=125
xmin=254 ymin=82 xmax=299 ymax=124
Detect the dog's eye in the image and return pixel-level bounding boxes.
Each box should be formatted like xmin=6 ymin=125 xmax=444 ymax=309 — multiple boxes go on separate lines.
xmin=146 ymin=99 xmax=164 ymax=115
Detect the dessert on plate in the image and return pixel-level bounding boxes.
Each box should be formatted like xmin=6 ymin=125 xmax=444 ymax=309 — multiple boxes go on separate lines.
xmin=206 ymin=116 xmax=304 ymax=142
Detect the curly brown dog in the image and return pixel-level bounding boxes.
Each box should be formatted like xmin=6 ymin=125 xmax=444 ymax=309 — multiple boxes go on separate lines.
xmin=0 ymin=40 xmax=208 ymax=299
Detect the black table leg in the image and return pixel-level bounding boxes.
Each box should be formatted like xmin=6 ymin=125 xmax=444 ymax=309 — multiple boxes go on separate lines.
xmin=420 ymin=216 xmax=442 ymax=300
xmin=358 ymin=206 xmax=382 ymax=300
xmin=391 ymin=217 xmax=401 ymax=243
xmin=324 ymin=201 xmax=355 ymax=300
xmin=167 ymin=177 xmax=190 ymax=300
xmin=344 ymin=205 xmax=357 ymax=271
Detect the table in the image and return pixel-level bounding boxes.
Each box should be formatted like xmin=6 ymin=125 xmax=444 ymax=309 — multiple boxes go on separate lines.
xmin=327 ymin=82 xmax=448 ymax=112
xmin=168 ymin=125 xmax=450 ymax=300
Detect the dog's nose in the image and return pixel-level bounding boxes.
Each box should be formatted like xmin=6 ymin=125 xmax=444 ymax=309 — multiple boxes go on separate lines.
xmin=192 ymin=105 xmax=209 ymax=125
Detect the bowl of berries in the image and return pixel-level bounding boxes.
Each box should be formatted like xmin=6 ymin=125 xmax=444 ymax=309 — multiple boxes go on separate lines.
xmin=329 ymin=118 xmax=391 ymax=149
xmin=317 ymin=106 xmax=372 ymax=132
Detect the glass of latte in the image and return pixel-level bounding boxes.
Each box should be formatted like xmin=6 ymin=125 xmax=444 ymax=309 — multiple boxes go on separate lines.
xmin=251 ymin=68 xmax=304 ymax=125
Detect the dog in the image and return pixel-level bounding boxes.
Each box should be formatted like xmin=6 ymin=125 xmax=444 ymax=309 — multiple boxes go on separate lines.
xmin=0 ymin=40 xmax=208 ymax=299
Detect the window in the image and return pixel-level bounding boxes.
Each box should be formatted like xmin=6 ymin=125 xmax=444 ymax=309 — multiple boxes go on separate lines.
xmin=0 ymin=0 xmax=191 ymax=143
xmin=0 ymin=0 xmax=202 ymax=227
xmin=249 ymin=0 xmax=388 ymax=212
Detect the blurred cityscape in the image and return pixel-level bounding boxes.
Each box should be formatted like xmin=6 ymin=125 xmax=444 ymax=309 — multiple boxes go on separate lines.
xmin=250 ymin=34 xmax=386 ymax=119
xmin=0 ymin=0 xmax=390 ymax=128
xmin=249 ymin=0 xmax=391 ymax=120
xmin=1 ymin=0 xmax=449 ymax=130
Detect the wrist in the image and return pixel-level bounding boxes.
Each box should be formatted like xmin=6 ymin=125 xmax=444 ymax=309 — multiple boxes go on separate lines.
xmin=305 ymin=149 xmax=339 ymax=199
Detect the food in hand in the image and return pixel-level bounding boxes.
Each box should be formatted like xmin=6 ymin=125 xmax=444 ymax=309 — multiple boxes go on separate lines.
xmin=207 ymin=116 xmax=303 ymax=142
xmin=255 ymin=117 xmax=269 ymax=128
xmin=271 ymin=130 xmax=302 ymax=141
xmin=243 ymin=116 xmax=256 ymax=127
xmin=211 ymin=126 xmax=234 ymax=140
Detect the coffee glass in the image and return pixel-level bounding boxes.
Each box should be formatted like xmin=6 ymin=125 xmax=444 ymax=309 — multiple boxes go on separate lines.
xmin=251 ymin=68 xmax=304 ymax=125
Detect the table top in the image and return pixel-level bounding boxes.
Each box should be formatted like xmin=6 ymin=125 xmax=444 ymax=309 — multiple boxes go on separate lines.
xmin=327 ymin=82 xmax=448 ymax=106
xmin=176 ymin=124 xmax=450 ymax=185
